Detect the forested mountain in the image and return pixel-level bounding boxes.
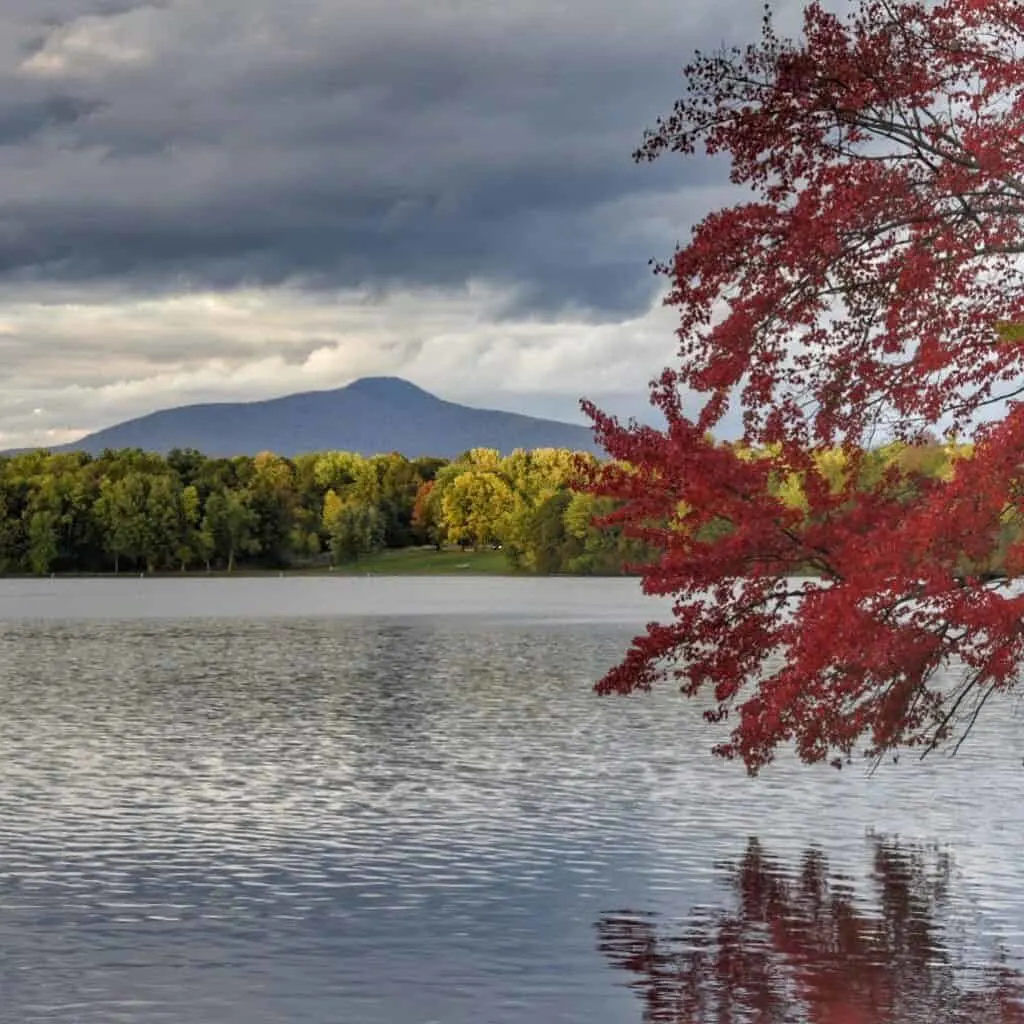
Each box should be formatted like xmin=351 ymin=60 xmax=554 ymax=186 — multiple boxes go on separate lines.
xmin=47 ymin=377 xmax=602 ymax=458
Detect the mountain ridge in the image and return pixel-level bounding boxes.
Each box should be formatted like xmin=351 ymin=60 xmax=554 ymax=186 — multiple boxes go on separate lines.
xmin=30 ymin=377 xmax=603 ymax=458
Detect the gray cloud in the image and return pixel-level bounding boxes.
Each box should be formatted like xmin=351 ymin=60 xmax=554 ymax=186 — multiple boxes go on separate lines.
xmin=0 ymin=0 xmax=764 ymax=317
xmin=0 ymin=92 xmax=104 ymax=145
xmin=0 ymin=0 xmax=809 ymax=448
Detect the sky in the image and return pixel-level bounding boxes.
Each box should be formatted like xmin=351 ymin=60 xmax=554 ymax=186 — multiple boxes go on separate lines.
xmin=0 ymin=0 xmax=807 ymax=448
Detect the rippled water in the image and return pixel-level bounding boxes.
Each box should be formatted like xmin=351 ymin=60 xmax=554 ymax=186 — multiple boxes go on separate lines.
xmin=0 ymin=577 xmax=1023 ymax=1023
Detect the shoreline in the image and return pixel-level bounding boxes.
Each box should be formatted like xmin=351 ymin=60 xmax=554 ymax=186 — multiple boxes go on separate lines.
xmin=0 ymin=569 xmax=633 ymax=579
xmin=0 ymin=546 xmax=640 ymax=579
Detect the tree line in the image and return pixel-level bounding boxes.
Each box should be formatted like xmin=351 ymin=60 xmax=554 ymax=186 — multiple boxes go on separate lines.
xmin=0 ymin=437 xmax=994 ymax=578
xmin=0 ymin=446 xmax=647 ymax=575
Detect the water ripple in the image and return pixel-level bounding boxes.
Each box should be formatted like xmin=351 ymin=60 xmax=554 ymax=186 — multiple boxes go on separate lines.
xmin=0 ymin=579 xmax=1020 ymax=1022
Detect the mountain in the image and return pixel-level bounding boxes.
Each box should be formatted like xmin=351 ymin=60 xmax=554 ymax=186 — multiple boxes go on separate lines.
xmin=46 ymin=377 xmax=604 ymax=458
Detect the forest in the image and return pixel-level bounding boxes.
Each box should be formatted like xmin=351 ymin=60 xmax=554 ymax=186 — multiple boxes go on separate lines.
xmin=0 ymin=445 xmax=650 ymax=575
xmin=0 ymin=436 xmax=998 ymax=578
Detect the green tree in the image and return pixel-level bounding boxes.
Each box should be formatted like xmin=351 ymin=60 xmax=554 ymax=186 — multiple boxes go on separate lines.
xmin=177 ymin=484 xmax=204 ymax=570
xmin=143 ymin=474 xmax=186 ymax=571
xmin=249 ymin=451 xmax=297 ymax=566
xmin=26 ymin=509 xmax=59 ymax=575
xmin=0 ymin=486 xmax=24 ymax=572
xmin=201 ymin=489 xmax=260 ymax=571
xmin=322 ymin=490 xmax=386 ymax=564
xmin=94 ymin=472 xmax=150 ymax=572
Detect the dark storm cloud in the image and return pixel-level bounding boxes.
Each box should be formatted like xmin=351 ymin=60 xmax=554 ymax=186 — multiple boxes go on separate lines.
xmin=0 ymin=93 xmax=104 ymax=145
xmin=0 ymin=0 xmax=768 ymax=318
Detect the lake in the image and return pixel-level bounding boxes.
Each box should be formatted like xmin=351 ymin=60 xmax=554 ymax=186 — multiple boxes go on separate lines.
xmin=0 ymin=576 xmax=1022 ymax=1023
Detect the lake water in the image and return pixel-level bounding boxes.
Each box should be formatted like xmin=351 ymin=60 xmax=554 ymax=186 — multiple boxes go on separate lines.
xmin=0 ymin=577 xmax=1022 ymax=1023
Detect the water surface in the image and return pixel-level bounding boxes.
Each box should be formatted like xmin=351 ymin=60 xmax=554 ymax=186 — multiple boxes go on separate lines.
xmin=0 ymin=578 xmax=1021 ymax=1023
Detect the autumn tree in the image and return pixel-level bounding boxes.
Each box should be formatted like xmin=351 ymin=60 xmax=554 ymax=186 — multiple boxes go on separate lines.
xmin=437 ymin=465 xmax=515 ymax=549
xmin=585 ymin=0 xmax=1024 ymax=772
xmin=0 ymin=443 xmax=646 ymax=575
xmin=499 ymin=448 xmax=581 ymax=567
xmin=411 ymin=479 xmax=443 ymax=549
xmin=369 ymin=452 xmax=427 ymax=547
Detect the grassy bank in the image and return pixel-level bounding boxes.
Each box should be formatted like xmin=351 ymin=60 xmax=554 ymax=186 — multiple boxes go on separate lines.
xmin=326 ymin=547 xmax=514 ymax=575
xmin=2 ymin=548 xmax=520 ymax=578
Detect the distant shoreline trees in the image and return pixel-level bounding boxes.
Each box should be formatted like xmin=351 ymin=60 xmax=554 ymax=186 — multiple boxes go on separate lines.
xmin=0 ymin=438 xmax=1005 ymax=580
xmin=0 ymin=445 xmax=648 ymax=576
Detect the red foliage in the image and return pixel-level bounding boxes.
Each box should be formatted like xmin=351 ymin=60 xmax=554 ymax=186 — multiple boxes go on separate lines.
xmin=586 ymin=0 xmax=1024 ymax=772
xmin=411 ymin=479 xmax=435 ymax=533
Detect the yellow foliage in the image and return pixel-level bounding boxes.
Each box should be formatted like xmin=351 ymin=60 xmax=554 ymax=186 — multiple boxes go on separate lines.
xmin=995 ymin=321 xmax=1024 ymax=343
xmin=322 ymin=488 xmax=344 ymax=528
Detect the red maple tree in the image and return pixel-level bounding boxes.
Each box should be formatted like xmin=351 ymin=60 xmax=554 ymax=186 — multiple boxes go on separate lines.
xmin=584 ymin=0 xmax=1024 ymax=772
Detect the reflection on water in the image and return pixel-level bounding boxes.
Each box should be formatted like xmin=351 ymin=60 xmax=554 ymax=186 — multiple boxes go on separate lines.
xmin=598 ymin=838 xmax=1024 ymax=1023
xmin=0 ymin=579 xmax=1022 ymax=1022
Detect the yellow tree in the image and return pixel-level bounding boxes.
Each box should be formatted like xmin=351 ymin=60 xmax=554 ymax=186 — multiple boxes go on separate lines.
xmin=439 ymin=469 xmax=515 ymax=549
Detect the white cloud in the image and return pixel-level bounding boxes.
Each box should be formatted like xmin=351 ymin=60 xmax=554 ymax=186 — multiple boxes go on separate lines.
xmin=0 ymin=281 xmax=680 ymax=447
xmin=18 ymin=9 xmax=162 ymax=79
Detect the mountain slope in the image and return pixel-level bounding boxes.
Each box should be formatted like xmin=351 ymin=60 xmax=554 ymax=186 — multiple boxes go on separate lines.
xmin=51 ymin=377 xmax=603 ymax=458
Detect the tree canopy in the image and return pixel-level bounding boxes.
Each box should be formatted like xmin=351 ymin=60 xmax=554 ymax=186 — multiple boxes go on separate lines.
xmin=586 ymin=0 xmax=1024 ymax=771
xmin=0 ymin=445 xmax=644 ymax=577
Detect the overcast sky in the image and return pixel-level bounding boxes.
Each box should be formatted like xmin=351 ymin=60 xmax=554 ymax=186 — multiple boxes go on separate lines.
xmin=0 ymin=0 xmax=809 ymax=447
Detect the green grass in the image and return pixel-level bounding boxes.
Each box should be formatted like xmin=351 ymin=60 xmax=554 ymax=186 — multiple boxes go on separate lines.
xmin=12 ymin=548 xmax=522 ymax=578
xmin=328 ymin=547 xmax=516 ymax=575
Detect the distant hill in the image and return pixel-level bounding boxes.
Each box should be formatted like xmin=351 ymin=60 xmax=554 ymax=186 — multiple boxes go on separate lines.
xmin=40 ymin=377 xmax=604 ymax=459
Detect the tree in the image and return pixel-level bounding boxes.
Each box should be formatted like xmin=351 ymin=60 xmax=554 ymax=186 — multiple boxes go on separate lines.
xmin=166 ymin=448 xmax=206 ymax=488
xmin=25 ymin=509 xmax=59 ymax=575
xmin=313 ymin=451 xmax=363 ymax=493
xmin=560 ymin=491 xmax=650 ymax=575
xmin=249 ymin=451 xmax=297 ymax=566
xmin=0 ymin=486 xmax=23 ymax=572
xmin=94 ymin=472 xmax=150 ymax=573
xmin=142 ymin=474 xmax=186 ymax=572
xmin=291 ymin=452 xmax=329 ymax=560
xmin=322 ymin=489 xmax=385 ymax=564
xmin=178 ymin=484 xmax=204 ymax=570
xmin=438 ymin=467 xmax=515 ymax=549
xmin=498 ymin=448 xmax=582 ymax=567
xmin=201 ymin=489 xmax=260 ymax=571
xmin=363 ymin=452 xmax=423 ymax=548
xmin=585 ymin=0 xmax=1024 ymax=773
xmin=411 ymin=480 xmax=443 ymax=549
xmin=515 ymin=490 xmax=572 ymax=573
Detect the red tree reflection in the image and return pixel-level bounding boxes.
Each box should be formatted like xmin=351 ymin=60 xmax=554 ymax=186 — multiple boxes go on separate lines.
xmin=597 ymin=839 xmax=1024 ymax=1023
